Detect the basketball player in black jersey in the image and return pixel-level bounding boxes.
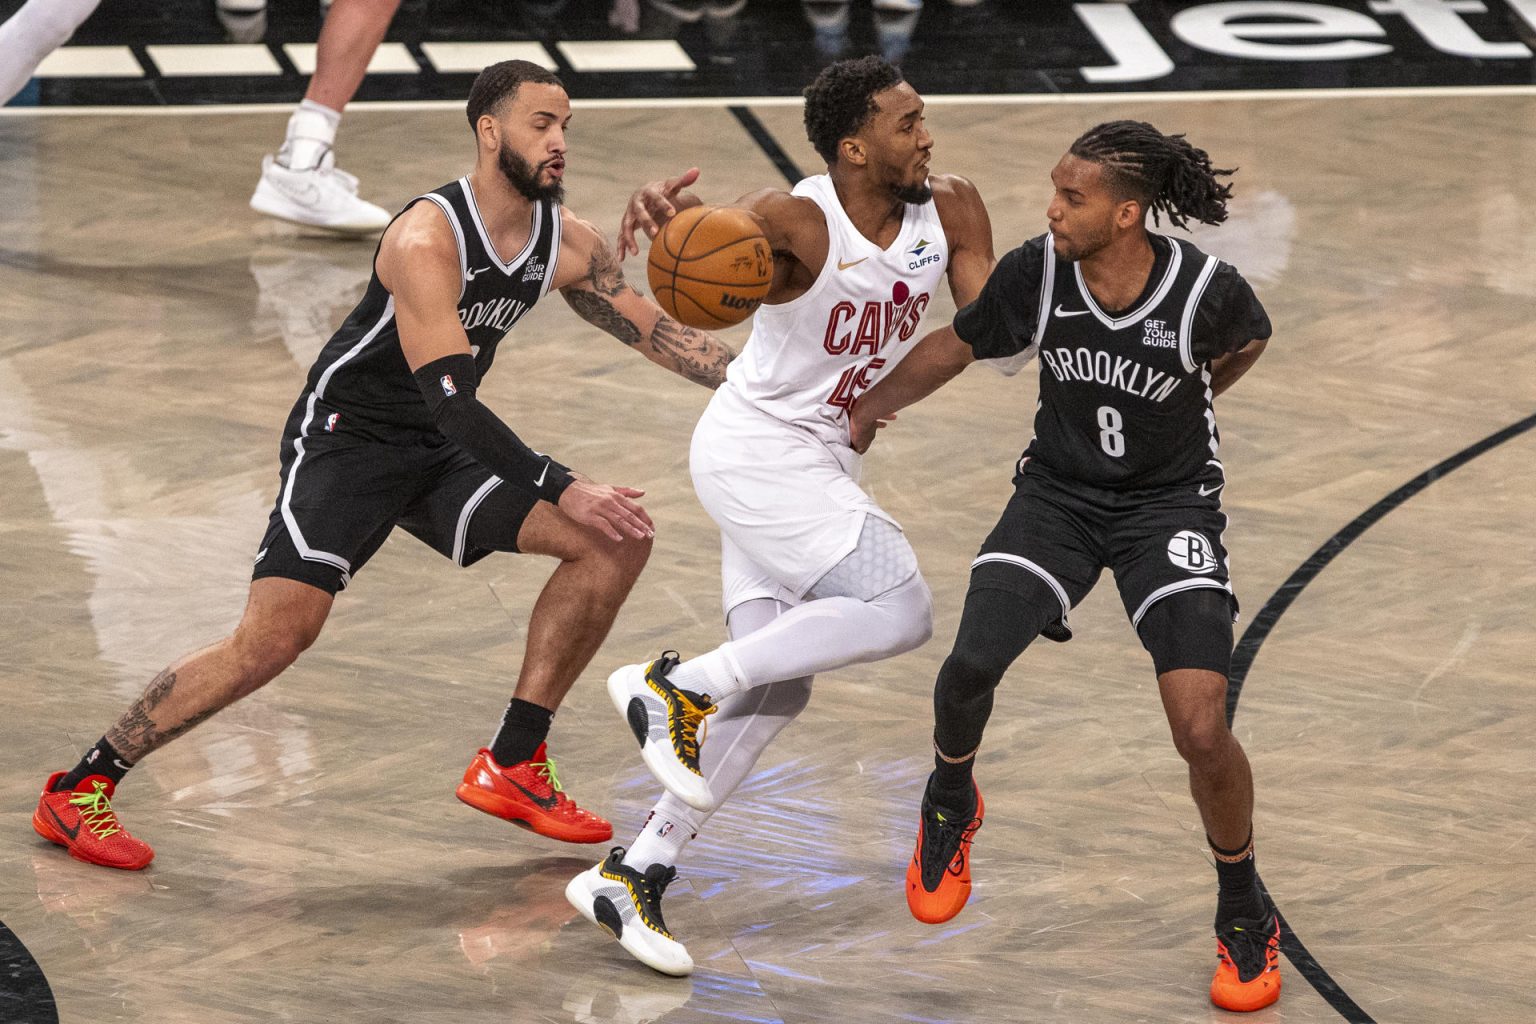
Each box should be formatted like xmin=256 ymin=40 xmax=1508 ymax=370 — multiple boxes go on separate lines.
xmin=32 ymin=61 xmax=735 ymax=872
xmin=851 ymin=122 xmax=1280 ymax=1012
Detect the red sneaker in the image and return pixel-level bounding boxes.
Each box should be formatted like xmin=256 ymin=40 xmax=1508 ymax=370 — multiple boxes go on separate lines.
xmin=456 ymin=744 xmax=612 ymax=844
xmin=906 ymin=782 xmax=984 ymax=924
xmin=1211 ymin=910 xmax=1283 ymax=1011
xmin=33 ymin=772 xmax=154 ymax=870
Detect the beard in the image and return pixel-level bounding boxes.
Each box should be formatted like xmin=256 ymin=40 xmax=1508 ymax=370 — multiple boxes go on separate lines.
xmin=891 ymin=179 xmax=933 ymax=204
xmin=497 ymin=144 xmax=565 ymax=203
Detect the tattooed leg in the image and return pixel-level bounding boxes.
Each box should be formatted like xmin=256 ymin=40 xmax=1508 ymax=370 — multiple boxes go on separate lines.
xmin=103 ymin=578 xmax=334 ymax=763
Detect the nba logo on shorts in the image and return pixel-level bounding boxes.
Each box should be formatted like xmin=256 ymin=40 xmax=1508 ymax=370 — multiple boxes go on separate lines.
xmin=440 ymin=374 xmax=457 ymax=397
xmin=1167 ymin=530 xmax=1217 ymax=574
xmin=324 ymin=412 xmax=340 ymax=433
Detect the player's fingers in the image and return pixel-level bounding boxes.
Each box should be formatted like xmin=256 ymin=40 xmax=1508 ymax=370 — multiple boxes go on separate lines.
xmin=634 ymin=206 xmax=660 ymax=240
xmin=666 ymin=167 xmax=701 ymax=195
xmin=614 ymin=486 xmax=647 ymax=498
xmin=617 ymin=496 xmax=655 ymax=532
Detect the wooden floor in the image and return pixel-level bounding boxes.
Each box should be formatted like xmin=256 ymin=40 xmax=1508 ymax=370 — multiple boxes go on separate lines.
xmin=2 ymin=92 xmax=1534 ymax=1024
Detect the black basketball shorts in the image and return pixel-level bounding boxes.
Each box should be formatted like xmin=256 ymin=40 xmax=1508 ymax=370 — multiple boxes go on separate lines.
xmin=252 ymin=399 xmax=540 ymax=595
xmin=969 ymin=460 xmax=1237 ymax=639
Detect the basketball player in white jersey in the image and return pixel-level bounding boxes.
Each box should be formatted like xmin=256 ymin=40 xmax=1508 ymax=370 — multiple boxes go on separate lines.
xmin=563 ymin=56 xmax=998 ymax=975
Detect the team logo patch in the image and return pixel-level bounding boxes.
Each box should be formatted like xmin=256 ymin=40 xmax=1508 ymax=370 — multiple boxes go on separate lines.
xmin=440 ymin=374 xmax=457 ymax=397
xmin=324 ymin=412 xmax=341 ymax=432
xmin=908 ymin=238 xmax=932 ymax=257
xmin=1167 ymin=531 xmax=1218 ymax=574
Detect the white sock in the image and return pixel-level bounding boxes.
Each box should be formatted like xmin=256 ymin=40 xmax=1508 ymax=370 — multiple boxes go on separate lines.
xmin=623 ymin=804 xmax=702 ymax=871
xmin=0 ymin=0 xmax=102 ymax=104
xmin=280 ymin=98 xmax=341 ymax=171
xmin=667 ymin=646 xmax=742 ymax=699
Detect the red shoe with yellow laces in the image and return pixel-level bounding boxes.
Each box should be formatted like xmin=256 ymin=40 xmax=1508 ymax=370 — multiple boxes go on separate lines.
xmin=456 ymin=743 xmax=613 ymax=844
xmin=33 ymin=772 xmax=155 ymax=870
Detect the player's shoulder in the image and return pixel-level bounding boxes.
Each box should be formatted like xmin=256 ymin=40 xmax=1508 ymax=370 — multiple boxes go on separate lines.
xmin=735 ymin=186 xmax=819 ymax=222
xmin=379 ymin=200 xmax=457 ymax=267
xmin=928 ymin=172 xmax=983 ymax=210
xmin=556 ymin=206 xmax=604 ymax=252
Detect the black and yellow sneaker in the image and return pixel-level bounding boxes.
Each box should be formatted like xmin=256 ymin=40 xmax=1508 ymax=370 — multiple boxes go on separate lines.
xmin=607 ymin=652 xmax=716 ymax=811
xmin=566 ymin=846 xmax=694 ymax=976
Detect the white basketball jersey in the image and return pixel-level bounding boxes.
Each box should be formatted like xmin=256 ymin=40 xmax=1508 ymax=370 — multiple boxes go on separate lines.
xmin=718 ymin=174 xmax=949 ymax=447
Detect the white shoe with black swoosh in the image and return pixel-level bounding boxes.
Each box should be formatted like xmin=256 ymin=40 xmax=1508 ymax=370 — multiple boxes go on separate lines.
xmin=566 ymin=847 xmax=694 ymax=976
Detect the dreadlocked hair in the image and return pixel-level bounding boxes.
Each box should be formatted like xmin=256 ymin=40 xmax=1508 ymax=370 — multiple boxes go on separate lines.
xmin=1069 ymin=120 xmax=1235 ymax=229
xmin=802 ymin=56 xmax=904 ymax=165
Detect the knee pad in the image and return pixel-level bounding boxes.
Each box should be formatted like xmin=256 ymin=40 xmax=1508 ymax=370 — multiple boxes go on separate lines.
xmin=1136 ymin=588 xmax=1234 ymax=677
xmin=806 ymin=516 xmax=918 ymax=602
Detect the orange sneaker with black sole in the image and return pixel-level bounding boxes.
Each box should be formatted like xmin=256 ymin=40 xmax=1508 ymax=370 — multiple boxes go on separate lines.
xmin=456 ymin=743 xmax=612 ymax=844
xmin=906 ymin=781 xmax=984 ymax=924
xmin=33 ymin=772 xmax=154 ymax=870
xmin=1211 ymin=908 xmax=1283 ymax=1011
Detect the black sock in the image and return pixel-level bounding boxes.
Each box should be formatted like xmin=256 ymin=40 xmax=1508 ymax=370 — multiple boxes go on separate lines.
xmin=55 ymin=737 xmax=134 ymax=792
xmin=929 ymin=744 xmax=977 ymax=817
xmin=1211 ymin=830 xmax=1266 ymax=926
xmin=488 ymin=698 xmax=554 ymax=766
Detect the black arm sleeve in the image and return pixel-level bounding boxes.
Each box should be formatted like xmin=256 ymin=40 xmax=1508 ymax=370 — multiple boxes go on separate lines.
xmin=952 ymin=237 xmax=1048 ymax=359
xmin=1191 ymin=264 xmax=1273 ymax=363
xmin=412 ymin=353 xmax=575 ymax=504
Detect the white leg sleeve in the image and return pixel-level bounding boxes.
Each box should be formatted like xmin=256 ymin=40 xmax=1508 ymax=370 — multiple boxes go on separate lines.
xmin=668 ymin=517 xmax=934 ymax=700
xmin=0 ymin=0 xmax=102 ymax=104
xmin=623 ymin=598 xmax=813 ymax=870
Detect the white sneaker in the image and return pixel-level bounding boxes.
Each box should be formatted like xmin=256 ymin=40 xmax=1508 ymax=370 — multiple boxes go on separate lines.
xmin=565 ymin=848 xmax=694 ymax=977
xmin=250 ymin=150 xmax=391 ymax=234
xmin=608 ymin=653 xmax=716 ymax=812
xmin=873 ymin=0 xmax=922 ymax=11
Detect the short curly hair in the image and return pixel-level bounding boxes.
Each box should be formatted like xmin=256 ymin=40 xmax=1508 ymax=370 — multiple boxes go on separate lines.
xmin=803 ymin=56 xmax=905 ymax=165
xmin=466 ymin=60 xmax=565 ymax=130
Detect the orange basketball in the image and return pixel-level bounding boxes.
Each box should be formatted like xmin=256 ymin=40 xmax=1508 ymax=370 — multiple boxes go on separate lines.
xmin=646 ymin=205 xmax=774 ymax=328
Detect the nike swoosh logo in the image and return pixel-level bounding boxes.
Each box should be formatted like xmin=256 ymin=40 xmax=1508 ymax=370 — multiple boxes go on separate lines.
xmin=533 ymin=461 xmax=550 ymax=488
xmin=1198 ymin=483 xmax=1224 ymax=496
xmin=45 ymin=803 xmax=81 ymax=841
xmin=1053 ymin=304 xmax=1090 ymax=317
xmin=510 ymin=779 xmax=559 ymax=811
xmin=466 ymin=266 xmax=493 ymax=280
xmin=837 ymin=257 xmax=869 ymax=271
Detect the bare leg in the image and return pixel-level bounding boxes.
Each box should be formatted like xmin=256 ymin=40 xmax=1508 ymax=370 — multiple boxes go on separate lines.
xmin=507 ymin=501 xmax=652 ymax=712
xmin=105 ymin=578 xmax=333 ymax=763
xmin=304 ymin=0 xmax=401 ymax=111
xmin=1157 ymin=668 xmax=1254 ymax=849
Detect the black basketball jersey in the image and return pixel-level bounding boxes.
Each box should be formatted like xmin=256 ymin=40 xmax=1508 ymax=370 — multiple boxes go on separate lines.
xmin=298 ymin=177 xmax=562 ymax=439
xmin=956 ymin=233 xmax=1272 ymax=490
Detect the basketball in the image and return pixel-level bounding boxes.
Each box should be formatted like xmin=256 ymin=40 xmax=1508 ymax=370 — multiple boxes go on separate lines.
xmin=647 ymin=205 xmax=774 ymax=329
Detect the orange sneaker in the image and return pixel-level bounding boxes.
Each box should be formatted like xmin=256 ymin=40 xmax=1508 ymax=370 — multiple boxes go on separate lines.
xmin=905 ymin=781 xmax=984 ymax=924
xmin=1211 ymin=909 xmax=1283 ymax=1011
xmin=456 ymin=744 xmax=612 ymax=844
xmin=32 ymin=772 xmax=154 ymax=871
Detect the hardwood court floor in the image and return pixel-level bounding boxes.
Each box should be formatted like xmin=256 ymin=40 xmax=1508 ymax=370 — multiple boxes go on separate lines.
xmin=2 ymin=91 xmax=1533 ymax=1023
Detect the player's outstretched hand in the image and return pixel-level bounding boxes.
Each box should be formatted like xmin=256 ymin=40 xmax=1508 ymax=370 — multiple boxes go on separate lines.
xmin=617 ymin=167 xmax=701 ymax=259
xmin=558 ymin=481 xmax=655 ymax=542
xmin=849 ymin=408 xmax=896 ymax=454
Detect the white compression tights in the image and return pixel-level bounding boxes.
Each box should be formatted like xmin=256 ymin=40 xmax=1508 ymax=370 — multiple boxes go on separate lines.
xmin=0 ymin=0 xmax=101 ymax=104
xmin=623 ymin=596 xmax=814 ymax=871
xmin=667 ymin=516 xmax=934 ymax=701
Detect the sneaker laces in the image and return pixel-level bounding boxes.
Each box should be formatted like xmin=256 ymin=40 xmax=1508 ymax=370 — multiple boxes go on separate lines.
xmin=669 ymin=690 xmax=716 ymax=769
xmin=68 ymin=782 xmax=123 ymax=840
xmin=921 ymin=802 xmax=982 ymax=882
xmin=1218 ymin=916 xmax=1276 ymax=982
xmin=637 ymin=863 xmax=678 ymax=935
xmin=529 ymin=756 xmax=564 ymax=794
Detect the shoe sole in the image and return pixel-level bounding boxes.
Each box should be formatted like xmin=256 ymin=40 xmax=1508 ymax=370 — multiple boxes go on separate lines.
xmin=1211 ymin=974 xmax=1281 ymax=1012
xmin=31 ymin=808 xmax=154 ymax=871
xmin=249 ymin=186 xmax=387 ymax=235
xmin=606 ymin=665 xmax=714 ymax=813
xmin=564 ymin=869 xmax=693 ymax=977
xmin=454 ymin=785 xmax=612 ymax=844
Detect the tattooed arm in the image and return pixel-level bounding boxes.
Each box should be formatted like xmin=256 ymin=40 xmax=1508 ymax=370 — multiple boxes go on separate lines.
xmin=555 ymin=212 xmax=735 ymax=389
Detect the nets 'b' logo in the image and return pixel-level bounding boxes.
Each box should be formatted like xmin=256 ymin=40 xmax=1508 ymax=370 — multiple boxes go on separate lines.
xmin=1167 ymin=530 xmax=1217 ymax=574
